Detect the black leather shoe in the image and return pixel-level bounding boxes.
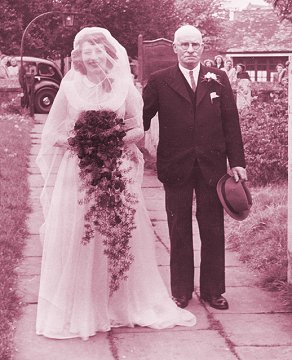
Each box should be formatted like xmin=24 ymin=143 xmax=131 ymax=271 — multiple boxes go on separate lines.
xmin=172 ymin=295 xmax=189 ymax=308
xmin=200 ymin=294 xmax=229 ymax=310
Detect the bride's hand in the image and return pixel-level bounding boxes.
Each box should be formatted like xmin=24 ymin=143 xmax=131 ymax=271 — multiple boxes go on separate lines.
xmin=123 ymin=128 xmax=144 ymax=145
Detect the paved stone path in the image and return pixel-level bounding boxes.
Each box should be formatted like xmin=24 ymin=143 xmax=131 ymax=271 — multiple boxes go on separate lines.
xmin=14 ymin=114 xmax=292 ymax=360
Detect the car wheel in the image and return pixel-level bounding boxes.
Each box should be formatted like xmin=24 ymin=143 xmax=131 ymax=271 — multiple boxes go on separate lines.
xmin=34 ymin=87 xmax=57 ymax=114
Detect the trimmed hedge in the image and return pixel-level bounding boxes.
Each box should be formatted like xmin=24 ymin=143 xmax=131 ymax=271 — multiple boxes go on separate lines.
xmin=239 ymin=85 xmax=288 ymax=186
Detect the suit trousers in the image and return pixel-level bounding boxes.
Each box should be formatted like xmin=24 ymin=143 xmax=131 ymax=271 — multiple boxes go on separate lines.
xmin=164 ymin=162 xmax=225 ymax=298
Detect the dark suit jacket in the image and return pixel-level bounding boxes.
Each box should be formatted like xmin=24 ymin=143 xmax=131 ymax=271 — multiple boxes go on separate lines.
xmin=143 ymin=64 xmax=246 ymax=186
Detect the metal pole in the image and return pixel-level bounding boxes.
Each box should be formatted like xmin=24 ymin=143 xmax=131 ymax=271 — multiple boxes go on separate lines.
xmin=288 ymin=55 xmax=292 ymax=284
xmin=20 ymin=11 xmax=57 ymax=86
xmin=19 ymin=10 xmax=81 ymax=113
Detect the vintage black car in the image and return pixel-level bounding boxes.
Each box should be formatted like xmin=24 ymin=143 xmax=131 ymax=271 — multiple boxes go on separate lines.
xmin=15 ymin=56 xmax=63 ymax=113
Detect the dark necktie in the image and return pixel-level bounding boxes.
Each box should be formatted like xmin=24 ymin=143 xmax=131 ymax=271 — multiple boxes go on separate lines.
xmin=189 ymin=70 xmax=196 ymax=92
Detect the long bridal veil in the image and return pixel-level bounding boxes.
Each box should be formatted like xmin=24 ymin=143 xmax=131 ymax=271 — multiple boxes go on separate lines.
xmin=36 ymin=27 xmax=196 ymax=339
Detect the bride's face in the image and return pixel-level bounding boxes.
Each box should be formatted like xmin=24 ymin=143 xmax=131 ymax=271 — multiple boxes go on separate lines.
xmin=81 ymin=41 xmax=107 ymax=75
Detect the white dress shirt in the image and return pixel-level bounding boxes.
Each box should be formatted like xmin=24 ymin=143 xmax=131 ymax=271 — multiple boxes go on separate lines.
xmin=179 ymin=63 xmax=200 ymax=90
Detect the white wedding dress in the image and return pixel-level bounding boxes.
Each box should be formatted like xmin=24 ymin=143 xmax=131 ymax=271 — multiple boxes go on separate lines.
xmin=36 ymin=74 xmax=196 ymax=339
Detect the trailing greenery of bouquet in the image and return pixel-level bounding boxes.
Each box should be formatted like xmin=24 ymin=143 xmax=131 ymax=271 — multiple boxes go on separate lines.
xmin=68 ymin=110 xmax=137 ymax=295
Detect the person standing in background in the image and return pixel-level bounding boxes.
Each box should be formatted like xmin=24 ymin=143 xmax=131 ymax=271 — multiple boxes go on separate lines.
xmin=236 ymin=63 xmax=251 ymax=110
xmin=222 ymin=58 xmax=237 ymax=86
xmin=0 ymin=55 xmax=9 ymax=79
xmin=203 ymin=59 xmax=214 ymax=67
xmin=214 ymin=55 xmax=224 ymax=69
xmin=7 ymin=57 xmax=19 ymax=79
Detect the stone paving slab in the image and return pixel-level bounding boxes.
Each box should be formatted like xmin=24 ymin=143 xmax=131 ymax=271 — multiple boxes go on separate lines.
xmin=29 ymin=202 xmax=42 ymax=216
xmin=113 ymin=330 xmax=237 ymax=360
xmin=28 ymin=165 xmax=42 ymax=174
xmin=31 ymin=124 xmax=47 ymax=134
xmin=29 ymin=187 xmax=42 ymax=200
xmin=224 ymin=251 xmax=242 ymax=267
xmin=17 ymin=256 xmax=41 ymax=276
xmin=211 ymin=286 xmax=289 ymax=314
xmin=23 ymin=234 xmax=42 ymax=257
xmin=192 ymin=263 xmax=258 ymax=288
xmin=14 ymin=305 xmax=114 ymax=360
xmin=155 ymin=241 xmax=171 ymax=266
xmin=34 ymin=114 xmax=48 ymax=123
xmin=235 ymin=346 xmax=292 ymax=360
xmin=142 ymin=187 xmax=164 ymax=199
xmin=30 ymin=133 xmax=42 ymax=140
xmin=31 ymin=136 xmax=41 ymax=144
xmin=29 ymin=157 xmax=59 ymax=174
xmin=225 ymin=266 xmax=258 ymax=286
xmin=143 ymin=198 xmax=166 ymax=211
xmin=213 ymin=313 xmax=292 ymax=346
xmin=28 ymin=173 xmax=56 ymax=188
xmin=18 ymin=275 xmax=39 ymax=304
xmin=30 ymin=144 xmax=41 ymax=154
xmin=152 ymin=220 xmax=202 ymax=251
xmin=151 ymin=220 xmax=170 ymax=244
xmin=146 ymin=209 xmax=168 ymax=221
xmin=27 ymin=211 xmax=43 ymax=235
xmin=186 ymin=297 xmax=211 ymax=330
xmin=142 ymin=172 xmax=162 ymax=188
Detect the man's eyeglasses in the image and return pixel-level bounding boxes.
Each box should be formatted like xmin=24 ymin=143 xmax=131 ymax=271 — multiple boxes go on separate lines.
xmin=177 ymin=42 xmax=202 ymax=51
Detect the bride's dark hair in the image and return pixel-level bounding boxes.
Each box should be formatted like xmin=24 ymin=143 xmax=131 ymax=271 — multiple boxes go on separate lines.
xmin=71 ymin=32 xmax=118 ymax=75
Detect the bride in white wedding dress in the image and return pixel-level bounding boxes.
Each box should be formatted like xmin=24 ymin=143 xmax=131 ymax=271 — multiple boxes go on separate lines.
xmin=36 ymin=27 xmax=196 ymax=340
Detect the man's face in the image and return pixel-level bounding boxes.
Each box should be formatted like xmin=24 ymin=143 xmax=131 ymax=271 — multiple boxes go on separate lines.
xmin=225 ymin=61 xmax=232 ymax=70
xmin=173 ymin=29 xmax=204 ymax=69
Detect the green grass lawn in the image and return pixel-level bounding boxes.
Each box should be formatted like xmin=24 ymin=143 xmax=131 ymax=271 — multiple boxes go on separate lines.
xmin=0 ymin=110 xmax=32 ymax=359
xmin=225 ymin=183 xmax=292 ymax=309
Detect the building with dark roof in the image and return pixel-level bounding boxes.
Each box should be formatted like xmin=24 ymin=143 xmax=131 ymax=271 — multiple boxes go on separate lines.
xmin=224 ymin=4 xmax=292 ymax=81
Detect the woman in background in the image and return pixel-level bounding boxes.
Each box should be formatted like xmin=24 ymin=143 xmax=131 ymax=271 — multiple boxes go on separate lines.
xmin=0 ymin=55 xmax=9 ymax=79
xmin=222 ymin=58 xmax=237 ymax=85
xmin=203 ymin=59 xmax=214 ymax=67
xmin=214 ymin=55 xmax=224 ymax=69
xmin=235 ymin=63 xmax=251 ymax=110
xmin=7 ymin=57 xmax=19 ymax=79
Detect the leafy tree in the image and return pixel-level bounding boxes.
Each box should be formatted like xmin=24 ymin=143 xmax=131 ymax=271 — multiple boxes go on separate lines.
xmin=0 ymin=0 xmax=224 ymax=61
xmin=174 ymin=0 xmax=226 ymax=50
xmin=265 ymin=0 xmax=292 ymax=22
xmin=0 ymin=0 xmax=55 ymax=55
xmin=240 ymin=87 xmax=288 ymax=186
xmin=71 ymin=0 xmax=178 ymax=57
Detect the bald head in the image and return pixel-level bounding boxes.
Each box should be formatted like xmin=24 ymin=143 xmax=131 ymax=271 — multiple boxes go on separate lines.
xmin=174 ymin=25 xmax=202 ymax=44
xmin=173 ymin=25 xmax=204 ymax=69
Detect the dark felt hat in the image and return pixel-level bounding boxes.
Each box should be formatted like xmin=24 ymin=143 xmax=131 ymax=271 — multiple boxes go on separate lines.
xmin=216 ymin=173 xmax=252 ymax=221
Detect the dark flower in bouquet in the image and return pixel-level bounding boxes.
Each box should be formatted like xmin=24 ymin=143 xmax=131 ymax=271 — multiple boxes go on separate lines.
xmin=68 ymin=110 xmax=137 ymax=295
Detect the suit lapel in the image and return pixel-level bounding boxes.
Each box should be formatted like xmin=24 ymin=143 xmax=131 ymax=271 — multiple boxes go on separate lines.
xmin=165 ymin=65 xmax=192 ymax=104
xmin=196 ymin=65 xmax=210 ymax=107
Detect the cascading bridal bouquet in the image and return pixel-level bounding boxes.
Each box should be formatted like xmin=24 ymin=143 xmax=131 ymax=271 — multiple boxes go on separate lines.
xmin=68 ymin=110 xmax=137 ymax=295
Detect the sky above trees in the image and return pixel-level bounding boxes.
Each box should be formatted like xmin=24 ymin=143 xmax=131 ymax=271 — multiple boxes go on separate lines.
xmin=224 ymin=0 xmax=269 ymax=8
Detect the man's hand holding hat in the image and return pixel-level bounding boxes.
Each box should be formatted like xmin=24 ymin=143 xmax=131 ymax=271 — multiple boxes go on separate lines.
xmin=231 ymin=166 xmax=247 ymax=182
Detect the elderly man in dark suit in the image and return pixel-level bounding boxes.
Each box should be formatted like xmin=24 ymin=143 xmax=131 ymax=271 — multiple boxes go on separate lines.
xmin=143 ymin=25 xmax=247 ymax=310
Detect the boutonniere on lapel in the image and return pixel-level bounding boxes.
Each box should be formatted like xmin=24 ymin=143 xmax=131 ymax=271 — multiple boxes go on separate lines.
xmin=202 ymin=72 xmax=222 ymax=85
xmin=210 ymin=91 xmax=220 ymax=104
